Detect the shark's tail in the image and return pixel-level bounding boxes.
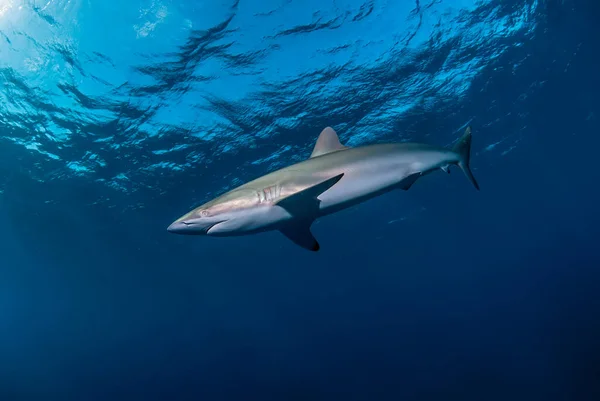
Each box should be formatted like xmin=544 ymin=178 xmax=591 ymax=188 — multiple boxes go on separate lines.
xmin=452 ymin=126 xmax=480 ymax=191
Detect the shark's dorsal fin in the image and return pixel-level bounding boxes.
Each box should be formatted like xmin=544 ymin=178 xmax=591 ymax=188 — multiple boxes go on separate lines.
xmin=274 ymin=173 xmax=344 ymax=216
xmin=279 ymin=221 xmax=320 ymax=251
xmin=310 ymin=127 xmax=348 ymax=158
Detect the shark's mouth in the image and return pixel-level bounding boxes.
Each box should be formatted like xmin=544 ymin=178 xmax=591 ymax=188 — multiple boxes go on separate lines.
xmin=206 ymin=220 xmax=227 ymax=235
xmin=172 ymin=219 xmax=226 ymax=235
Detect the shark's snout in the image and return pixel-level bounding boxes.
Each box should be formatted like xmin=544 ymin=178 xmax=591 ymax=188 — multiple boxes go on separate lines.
xmin=167 ymin=220 xmax=197 ymax=235
xmin=167 ymin=217 xmax=227 ymax=235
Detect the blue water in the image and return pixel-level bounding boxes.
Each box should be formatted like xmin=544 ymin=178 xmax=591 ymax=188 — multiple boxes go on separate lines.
xmin=1 ymin=0 xmax=599 ymax=399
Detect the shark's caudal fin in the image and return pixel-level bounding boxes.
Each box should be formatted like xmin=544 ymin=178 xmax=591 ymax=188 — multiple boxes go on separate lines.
xmin=310 ymin=127 xmax=349 ymax=158
xmin=452 ymin=126 xmax=480 ymax=191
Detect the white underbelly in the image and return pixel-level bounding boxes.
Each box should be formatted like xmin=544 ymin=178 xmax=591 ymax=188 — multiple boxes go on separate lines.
xmin=317 ymin=164 xmax=409 ymax=214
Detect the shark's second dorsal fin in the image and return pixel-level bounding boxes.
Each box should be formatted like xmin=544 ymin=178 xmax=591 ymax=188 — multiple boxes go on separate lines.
xmin=310 ymin=127 xmax=348 ymax=158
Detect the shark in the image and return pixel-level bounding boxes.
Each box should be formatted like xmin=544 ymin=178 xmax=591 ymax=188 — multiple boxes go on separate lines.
xmin=167 ymin=126 xmax=479 ymax=251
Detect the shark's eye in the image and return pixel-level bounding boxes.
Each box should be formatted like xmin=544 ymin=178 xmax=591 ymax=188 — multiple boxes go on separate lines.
xmin=201 ymin=210 xmax=209 ymax=217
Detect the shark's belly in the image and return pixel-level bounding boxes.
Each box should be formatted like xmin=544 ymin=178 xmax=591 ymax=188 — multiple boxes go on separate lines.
xmin=316 ymin=159 xmax=411 ymax=215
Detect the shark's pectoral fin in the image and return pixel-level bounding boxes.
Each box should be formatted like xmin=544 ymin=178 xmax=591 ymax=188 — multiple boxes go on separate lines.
xmin=275 ymin=173 xmax=344 ymax=216
xmin=275 ymin=173 xmax=343 ymax=251
xmin=279 ymin=221 xmax=320 ymax=252
xmin=399 ymin=172 xmax=422 ymax=190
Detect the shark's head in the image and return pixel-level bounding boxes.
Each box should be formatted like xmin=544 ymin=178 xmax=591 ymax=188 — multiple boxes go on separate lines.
xmin=167 ymin=188 xmax=269 ymax=236
xmin=167 ymin=206 xmax=233 ymax=236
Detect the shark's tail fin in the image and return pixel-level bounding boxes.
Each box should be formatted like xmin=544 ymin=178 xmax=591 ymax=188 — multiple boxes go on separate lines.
xmin=452 ymin=126 xmax=480 ymax=191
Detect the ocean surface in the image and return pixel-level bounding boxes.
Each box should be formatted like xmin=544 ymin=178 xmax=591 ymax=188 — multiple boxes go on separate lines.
xmin=1 ymin=0 xmax=599 ymax=400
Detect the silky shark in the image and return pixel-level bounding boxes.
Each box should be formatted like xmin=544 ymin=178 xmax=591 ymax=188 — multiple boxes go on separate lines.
xmin=167 ymin=126 xmax=479 ymax=251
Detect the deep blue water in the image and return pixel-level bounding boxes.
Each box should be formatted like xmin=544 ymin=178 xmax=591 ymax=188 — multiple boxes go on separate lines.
xmin=1 ymin=0 xmax=599 ymax=400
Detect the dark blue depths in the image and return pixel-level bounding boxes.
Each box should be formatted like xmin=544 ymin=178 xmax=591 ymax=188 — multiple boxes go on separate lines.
xmin=0 ymin=0 xmax=599 ymax=400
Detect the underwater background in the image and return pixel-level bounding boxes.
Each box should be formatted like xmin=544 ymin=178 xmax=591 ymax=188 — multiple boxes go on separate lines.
xmin=1 ymin=0 xmax=599 ymax=400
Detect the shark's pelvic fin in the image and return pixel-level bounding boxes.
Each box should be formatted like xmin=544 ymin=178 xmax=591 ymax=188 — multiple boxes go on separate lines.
xmin=275 ymin=173 xmax=344 ymax=216
xmin=399 ymin=172 xmax=422 ymax=190
xmin=452 ymin=126 xmax=480 ymax=191
xmin=310 ymin=127 xmax=349 ymax=158
xmin=279 ymin=221 xmax=320 ymax=251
